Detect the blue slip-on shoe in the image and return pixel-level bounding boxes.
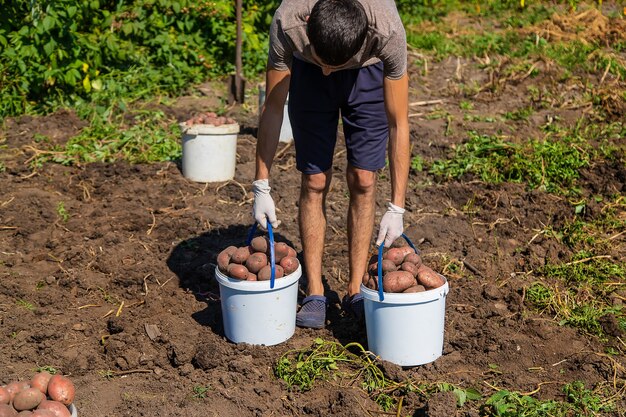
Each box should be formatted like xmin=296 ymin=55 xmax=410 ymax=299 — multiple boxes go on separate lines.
xmin=296 ymin=295 xmax=327 ymax=329
xmin=341 ymin=293 xmax=365 ymax=321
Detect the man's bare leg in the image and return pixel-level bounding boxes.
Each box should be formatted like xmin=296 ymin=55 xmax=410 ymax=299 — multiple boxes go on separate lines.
xmin=299 ymin=170 xmax=332 ymax=296
xmin=346 ymin=165 xmax=377 ymax=297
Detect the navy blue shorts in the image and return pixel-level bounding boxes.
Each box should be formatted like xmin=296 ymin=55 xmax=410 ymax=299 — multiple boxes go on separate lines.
xmin=288 ymin=58 xmax=388 ymax=174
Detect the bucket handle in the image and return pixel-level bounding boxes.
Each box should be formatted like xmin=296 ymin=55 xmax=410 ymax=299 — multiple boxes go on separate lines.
xmin=377 ymin=233 xmax=420 ymax=302
xmin=246 ymin=220 xmax=276 ymax=289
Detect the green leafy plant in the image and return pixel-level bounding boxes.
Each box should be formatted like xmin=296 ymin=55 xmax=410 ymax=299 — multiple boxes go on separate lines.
xmin=430 ymin=127 xmax=593 ymax=194
xmin=0 ymin=0 xmax=278 ymax=118
xmin=192 ymin=385 xmax=211 ymax=399
xmin=482 ymin=381 xmax=614 ymax=416
xmin=35 ymin=366 xmax=58 ymax=374
xmin=56 ymin=201 xmax=69 ymax=222
xmin=17 ymin=299 xmax=35 ymax=311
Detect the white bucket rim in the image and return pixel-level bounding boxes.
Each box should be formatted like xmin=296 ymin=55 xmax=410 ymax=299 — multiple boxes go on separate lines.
xmin=360 ymin=275 xmax=449 ymax=305
xmin=215 ymin=264 xmax=302 ymax=292
xmin=180 ymin=122 xmax=240 ymax=135
xmin=69 ymin=403 xmax=77 ymax=417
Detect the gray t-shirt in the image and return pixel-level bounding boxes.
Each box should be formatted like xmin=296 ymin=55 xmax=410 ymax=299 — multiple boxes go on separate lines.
xmin=268 ymin=0 xmax=407 ymax=80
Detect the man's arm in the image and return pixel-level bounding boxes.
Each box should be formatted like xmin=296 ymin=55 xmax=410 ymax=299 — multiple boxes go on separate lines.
xmin=255 ymin=67 xmax=291 ymax=180
xmin=383 ymin=73 xmax=410 ymax=209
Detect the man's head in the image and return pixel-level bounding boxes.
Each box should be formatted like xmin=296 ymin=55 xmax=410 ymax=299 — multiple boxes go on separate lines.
xmin=307 ymin=0 xmax=368 ymax=67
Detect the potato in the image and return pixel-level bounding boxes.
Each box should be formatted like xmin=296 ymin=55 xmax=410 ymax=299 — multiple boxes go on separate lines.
xmin=287 ymin=247 xmax=297 ymax=258
xmin=30 ymin=373 xmax=52 ymax=396
xmin=5 ymin=382 xmax=29 ymax=402
xmin=0 ymin=404 xmax=17 ymax=417
xmin=361 ymin=272 xmax=370 ymax=286
xmin=403 ymin=285 xmax=426 ymax=293
xmin=250 ymin=236 xmax=268 ymax=254
xmin=403 ymin=253 xmax=422 ymax=268
xmin=383 ymin=248 xmax=406 ymax=266
xmin=368 ymin=259 xmax=396 ymax=276
xmin=227 ymin=264 xmax=249 ymax=280
xmin=416 ymin=265 xmax=445 ymax=289
xmin=396 ymin=246 xmax=415 ymax=259
xmin=279 ymin=256 xmax=299 ymax=275
xmin=217 ymin=246 xmax=237 ymax=272
xmin=246 ymin=273 xmax=257 ymax=281
xmin=364 ymin=278 xmax=377 ymax=290
xmin=400 ymin=262 xmax=419 ymax=277
xmin=31 ymin=411 xmax=55 ymax=417
xmin=0 ymin=387 xmax=9 ymax=405
xmin=245 ymin=252 xmax=267 ymax=274
xmin=13 ymin=388 xmax=44 ymax=411
xmin=36 ymin=401 xmax=71 ymax=417
xmin=257 ymin=265 xmax=284 ymax=281
xmin=17 ymin=411 xmax=34 ymax=417
xmin=273 ymin=242 xmax=289 ymax=262
xmin=383 ymin=271 xmax=416 ymax=293
xmin=230 ymin=246 xmax=252 ymax=264
xmin=46 ymin=376 xmax=74 ymax=407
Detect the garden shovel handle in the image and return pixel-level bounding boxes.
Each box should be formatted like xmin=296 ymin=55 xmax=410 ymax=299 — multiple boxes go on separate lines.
xmin=247 ymin=220 xmax=276 ymax=289
xmin=377 ymin=233 xmax=420 ymax=302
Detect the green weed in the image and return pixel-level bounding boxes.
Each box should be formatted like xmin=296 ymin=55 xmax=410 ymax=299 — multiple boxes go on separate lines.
xmin=481 ymin=381 xmax=614 ymax=416
xmin=526 ymin=252 xmax=625 ymax=336
xmin=17 ymin=299 xmax=35 ymax=311
xmin=430 ymin=127 xmax=592 ymax=194
xmin=35 ymin=366 xmax=58 ymax=374
xmin=411 ymin=155 xmax=424 ymax=172
xmin=192 ymin=385 xmax=211 ymax=399
xmin=504 ymin=106 xmax=534 ymax=121
xmin=275 ymin=339 xmax=618 ymax=415
xmin=56 ymin=202 xmax=69 ymax=222
xmin=31 ymin=111 xmax=181 ymax=167
xmin=460 ymin=100 xmax=474 ymax=111
xmin=274 ymin=338 xmax=480 ymax=412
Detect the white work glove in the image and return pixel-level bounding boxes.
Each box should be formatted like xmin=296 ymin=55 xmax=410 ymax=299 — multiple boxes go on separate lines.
xmin=376 ymin=202 xmax=405 ymax=248
xmin=252 ymin=179 xmax=280 ymax=229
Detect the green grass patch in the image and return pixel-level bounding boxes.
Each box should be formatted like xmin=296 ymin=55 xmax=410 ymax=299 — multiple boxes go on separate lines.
xmin=526 ymin=194 xmax=626 ymax=338
xmin=429 ymin=128 xmax=591 ymax=194
xmin=29 ymin=110 xmax=181 ymax=167
xmin=561 ymin=195 xmax=626 ymax=252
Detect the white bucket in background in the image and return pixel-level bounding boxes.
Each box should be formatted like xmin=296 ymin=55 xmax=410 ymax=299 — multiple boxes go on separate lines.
xmin=361 ymin=277 xmax=449 ymax=367
xmin=258 ymin=83 xmax=293 ymax=143
xmin=70 ymin=404 xmax=78 ymax=417
xmin=180 ymin=123 xmax=239 ymax=183
xmin=215 ymin=265 xmax=302 ymax=346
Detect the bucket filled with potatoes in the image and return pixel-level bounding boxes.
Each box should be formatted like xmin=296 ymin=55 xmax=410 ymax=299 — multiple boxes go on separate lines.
xmin=214 ymin=235 xmax=302 ymax=346
xmin=361 ymin=243 xmax=450 ymax=367
xmin=0 ymin=371 xmax=77 ymax=416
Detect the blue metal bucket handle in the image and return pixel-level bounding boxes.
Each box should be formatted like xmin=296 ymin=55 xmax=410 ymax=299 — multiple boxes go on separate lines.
xmin=377 ymin=233 xmax=420 ymax=301
xmin=247 ymin=220 xmax=276 ymax=289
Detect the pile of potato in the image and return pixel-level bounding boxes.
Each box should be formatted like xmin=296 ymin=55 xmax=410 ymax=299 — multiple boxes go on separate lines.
xmin=184 ymin=112 xmax=236 ymax=126
xmin=363 ymin=246 xmax=445 ymax=293
xmin=217 ymin=237 xmax=300 ymax=281
xmin=0 ymin=371 xmax=75 ymax=417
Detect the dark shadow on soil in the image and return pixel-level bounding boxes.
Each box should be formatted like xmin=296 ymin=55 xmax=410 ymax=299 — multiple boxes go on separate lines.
xmin=166 ymin=224 xmax=298 ymax=337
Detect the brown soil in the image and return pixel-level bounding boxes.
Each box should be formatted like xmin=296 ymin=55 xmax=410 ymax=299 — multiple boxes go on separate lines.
xmin=1 ymin=33 xmax=625 ymax=417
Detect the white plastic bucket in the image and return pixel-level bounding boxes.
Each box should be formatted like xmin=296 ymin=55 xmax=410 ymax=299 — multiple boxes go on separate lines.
xmin=70 ymin=403 xmax=78 ymax=417
xmin=258 ymin=83 xmax=293 ymax=143
xmin=180 ymin=123 xmax=239 ymax=183
xmin=215 ymin=265 xmax=302 ymax=346
xmin=361 ymin=277 xmax=449 ymax=367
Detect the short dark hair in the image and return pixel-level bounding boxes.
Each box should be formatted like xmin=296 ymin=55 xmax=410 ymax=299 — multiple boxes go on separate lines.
xmin=307 ymin=0 xmax=368 ymax=66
